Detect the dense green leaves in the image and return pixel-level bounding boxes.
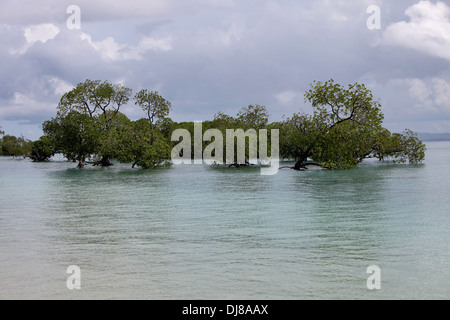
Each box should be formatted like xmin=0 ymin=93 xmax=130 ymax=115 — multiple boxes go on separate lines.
xmin=95 ymin=111 xmax=131 ymax=166
xmin=278 ymin=79 xmax=425 ymax=170
xmin=43 ymin=81 xmax=174 ymax=169
xmin=57 ymin=79 xmax=133 ymax=166
xmin=58 ymin=80 xmax=132 ymax=119
xmin=0 ymin=126 xmax=33 ymax=158
xmin=27 ymin=78 xmax=426 ymax=171
xmin=30 ymin=136 xmax=55 ymax=162
xmin=134 ymin=90 xmax=172 ymax=124
xmin=43 ymin=111 xmax=100 ymax=168
xmin=0 ymin=134 xmax=32 ymax=158
xmin=207 ymin=105 xmax=271 ymax=165
xmin=116 ymin=119 xmax=172 ymax=169
xmin=375 ymin=129 xmax=426 ymax=164
xmin=237 ymin=105 xmax=269 ymax=130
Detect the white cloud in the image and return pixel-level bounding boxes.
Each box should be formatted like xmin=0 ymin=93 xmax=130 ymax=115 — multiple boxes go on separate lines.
xmin=383 ymin=1 xmax=450 ymax=61
xmin=359 ymin=76 xmax=450 ymax=133
xmin=405 ymin=77 xmax=450 ymax=115
xmin=429 ymin=78 xmax=450 ymax=108
xmin=48 ymin=77 xmax=74 ymax=96
xmin=134 ymin=36 xmax=173 ymax=54
xmin=80 ymin=33 xmax=126 ymax=61
xmin=80 ymin=32 xmax=172 ymax=61
xmin=24 ymin=23 xmax=60 ymax=44
xmin=10 ymin=23 xmax=60 ymax=54
xmin=409 ymin=78 xmax=432 ymax=104
xmin=1 ymin=0 xmax=450 ymax=136
xmin=275 ymin=91 xmax=298 ymax=104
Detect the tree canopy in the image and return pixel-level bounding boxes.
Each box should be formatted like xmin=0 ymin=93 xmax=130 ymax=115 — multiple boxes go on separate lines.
xmin=276 ymin=79 xmax=425 ymax=170
xmin=12 ymin=78 xmax=426 ymax=171
xmin=0 ymin=134 xmax=32 ymax=158
xmin=56 ymin=80 xmax=132 ymax=166
xmin=42 ymin=80 xmax=173 ymax=169
xmin=30 ymin=136 xmax=55 ymax=162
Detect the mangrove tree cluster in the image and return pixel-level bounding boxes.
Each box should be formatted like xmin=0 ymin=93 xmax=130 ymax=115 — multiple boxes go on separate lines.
xmin=14 ymin=78 xmax=425 ymax=170
xmin=0 ymin=127 xmax=32 ymax=158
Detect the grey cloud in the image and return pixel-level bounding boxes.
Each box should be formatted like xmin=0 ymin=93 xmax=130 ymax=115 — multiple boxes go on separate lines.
xmin=1 ymin=0 xmax=450 ymax=141
xmin=382 ymin=1 xmax=450 ymax=61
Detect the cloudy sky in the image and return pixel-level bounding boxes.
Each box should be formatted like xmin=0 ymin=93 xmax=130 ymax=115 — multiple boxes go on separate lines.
xmin=1 ymin=0 xmax=450 ymax=140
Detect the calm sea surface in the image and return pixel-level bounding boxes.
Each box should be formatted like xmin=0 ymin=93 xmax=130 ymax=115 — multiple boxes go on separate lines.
xmin=0 ymin=141 xmax=449 ymax=300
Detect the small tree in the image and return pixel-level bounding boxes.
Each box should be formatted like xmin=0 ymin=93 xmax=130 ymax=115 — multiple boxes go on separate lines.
xmin=43 ymin=111 xmax=100 ymax=168
xmin=117 ymin=118 xmax=171 ymax=169
xmin=30 ymin=136 xmax=55 ymax=162
xmin=237 ymin=105 xmax=269 ymax=130
xmin=375 ymin=129 xmax=426 ymax=164
xmin=134 ymin=90 xmax=172 ymax=147
xmin=134 ymin=90 xmax=172 ymax=125
xmin=278 ymin=112 xmax=328 ymax=170
xmin=58 ymin=79 xmax=132 ymax=166
xmin=0 ymin=135 xmax=32 ymax=158
xmin=281 ymin=79 xmax=424 ymax=170
xmin=95 ymin=111 xmax=131 ymax=166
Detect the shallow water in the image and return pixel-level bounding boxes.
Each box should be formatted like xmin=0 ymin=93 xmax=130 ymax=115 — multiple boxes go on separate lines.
xmin=0 ymin=141 xmax=449 ymax=299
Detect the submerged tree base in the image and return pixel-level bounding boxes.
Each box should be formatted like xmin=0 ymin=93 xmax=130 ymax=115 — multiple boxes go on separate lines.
xmin=293 ymin=160 xmax=323 ymax=171
xmin=92 ymin=156 xmax=114 ymax=167
xmin=278 ymin=160 xmax=325 ymax=171
xmin=228 ymin=160 xmax=256 ymax=168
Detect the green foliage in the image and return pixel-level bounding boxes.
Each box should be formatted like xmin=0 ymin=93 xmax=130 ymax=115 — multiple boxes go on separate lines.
xmin=95 ymin=111 xmax=131 ymax=165
xmin=236 ymin=105 xmax=269 ymax=130
xmin=117 ymin=118 xmax=172 ymax=169
xmin=58 ymin=80 xmax=132 ymax=119
xmin=58 ymin=79 xmax=99 ymax=117
xmin=279 ymin=79 xmax=424 ymax=170
xmin=38 ymin=78 xmax=425 ymax=171
xmin=375 ymin=129 xmax=426 ymax=164
xmin=134 ymin=90 xmax=172 ymax=124
xmin=397 ymin=129 xmax=426 ymax=163
xmin=304 ymin=79 xmax=384 ymax=129
xmin=43 ymin=111 xmax=100 ymax=168
xmin=30 ymin=136 xmax=55 ymax=162
xmin=0 ymin=134 xmax=32 ymax=158
xmin=277 ymin=112 xmax=326 ymax=168
xmin=57 ymin=79 xmax=132 ymax=166
xmin=44 ymin=80 xmax=176 ymax=169
xmin=209 ymin=107 xmax=270 ymax=165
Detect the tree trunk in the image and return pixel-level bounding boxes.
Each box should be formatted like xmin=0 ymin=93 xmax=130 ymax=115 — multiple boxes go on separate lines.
xmin=93 ymin=156 xmax=114 ymax=167
xmin=77 ymin=157 xmax=85 ymax=168
xmin=293 ymin=154 xmax=309 ymax=170
xmin=293 ymin=160 xmax=304 ymax=171
xmin=293 ymin=158 xmax=322 ymax=170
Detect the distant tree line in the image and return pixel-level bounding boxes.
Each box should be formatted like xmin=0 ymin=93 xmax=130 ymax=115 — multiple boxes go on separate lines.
xmin=0 ymin=126 xmax=33 ymax=158
xmin=2 ymin=79 xmax=426 ymax=170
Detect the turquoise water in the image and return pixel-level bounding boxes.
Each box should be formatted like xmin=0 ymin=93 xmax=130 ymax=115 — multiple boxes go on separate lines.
xmin=0 ymin=141 xmax=449 ymax=300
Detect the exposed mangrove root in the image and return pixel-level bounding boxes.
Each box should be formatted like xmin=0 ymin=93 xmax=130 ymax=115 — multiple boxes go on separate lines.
xmin=92 ymin=156 xmax=114 ymax=167
xmin=228 ymin=160 xmax=255 ymax=168
xmin=292 ymin=160 xmax=324 ymax=171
